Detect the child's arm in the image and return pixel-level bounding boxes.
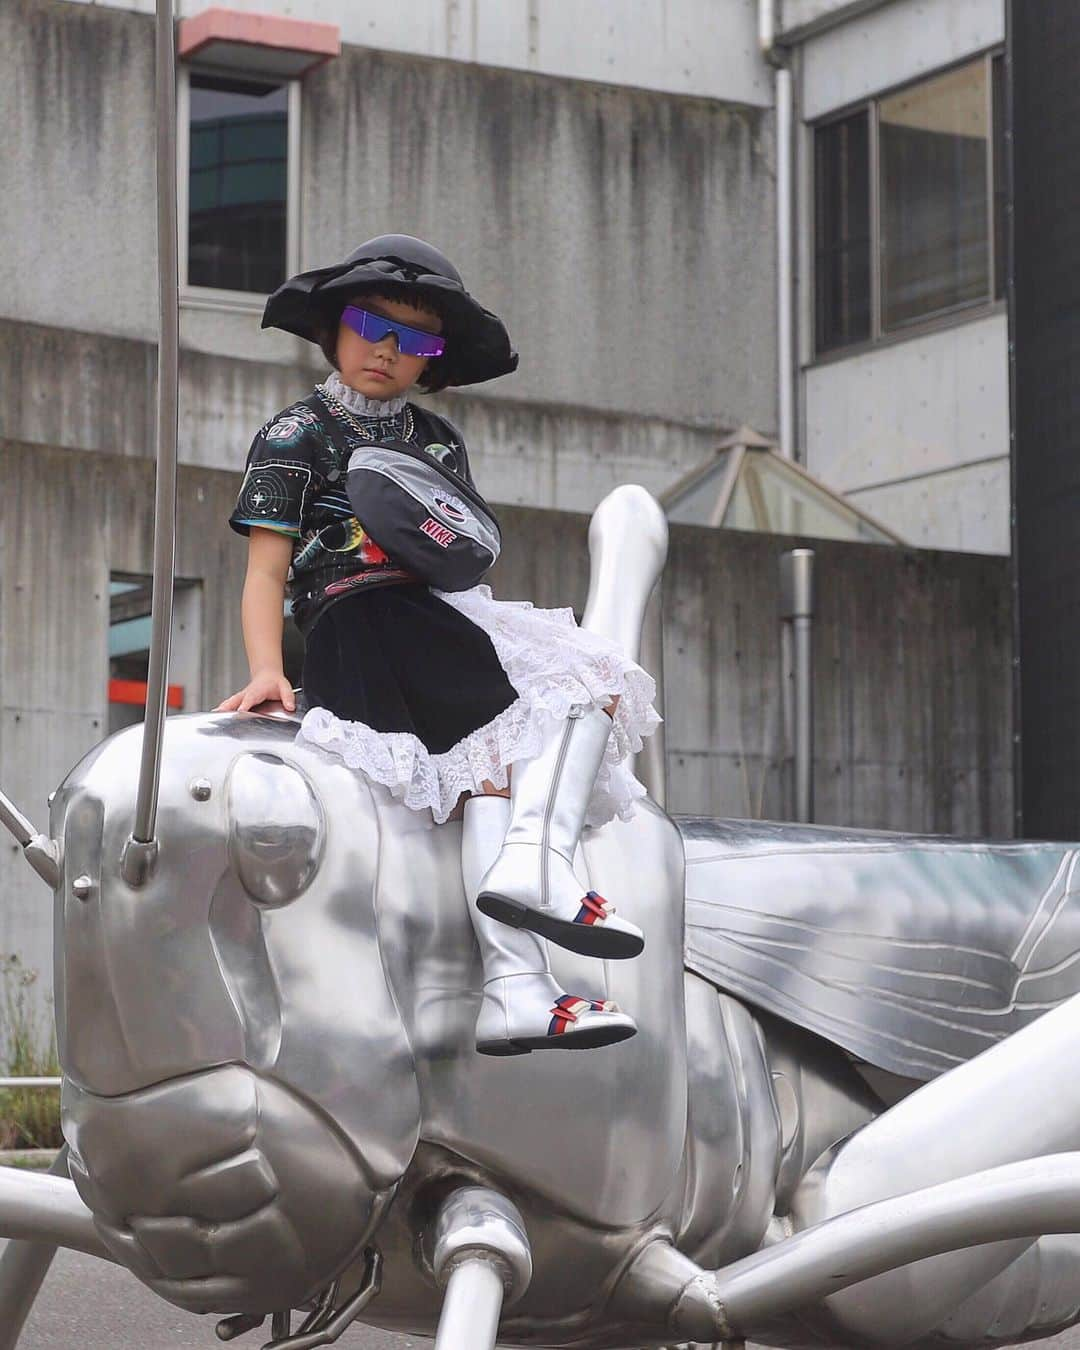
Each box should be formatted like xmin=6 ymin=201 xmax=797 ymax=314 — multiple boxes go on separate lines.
xmin=215 ymin=526 xmax=297 ymax=713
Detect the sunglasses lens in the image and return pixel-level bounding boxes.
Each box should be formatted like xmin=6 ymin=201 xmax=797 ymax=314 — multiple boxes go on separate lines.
xmin=344 ymin=307 xmax=445 ymax=359
xmin=401 ymin=330 xmax=446 ymax=359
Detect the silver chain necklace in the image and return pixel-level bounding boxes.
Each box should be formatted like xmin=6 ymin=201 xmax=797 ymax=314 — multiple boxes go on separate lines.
xmin=316 ymin=384 xmax=415 ymax=444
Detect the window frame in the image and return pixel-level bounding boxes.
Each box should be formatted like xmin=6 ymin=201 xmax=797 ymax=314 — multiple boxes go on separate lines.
xmin=810 ymin=48 xmax=1005 ymax=364
xmin=177 ymin=64 xmax=302 ymax=314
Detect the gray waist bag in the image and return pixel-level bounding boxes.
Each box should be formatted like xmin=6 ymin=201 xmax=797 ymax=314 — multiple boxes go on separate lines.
xmin=345 ymin=440 xmax=501 ymax=592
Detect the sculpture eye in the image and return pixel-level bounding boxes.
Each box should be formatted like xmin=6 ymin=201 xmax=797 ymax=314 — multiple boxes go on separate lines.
xmin=227 ymin=753 xmax=325 ymax=907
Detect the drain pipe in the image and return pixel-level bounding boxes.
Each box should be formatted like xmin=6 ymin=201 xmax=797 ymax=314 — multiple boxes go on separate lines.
xmin=760 ymin=0 xmax=796 ymax=461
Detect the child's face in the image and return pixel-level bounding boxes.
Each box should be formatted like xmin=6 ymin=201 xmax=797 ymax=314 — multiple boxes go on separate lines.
xmin=335 ymin=294 xmax=443 ymax=401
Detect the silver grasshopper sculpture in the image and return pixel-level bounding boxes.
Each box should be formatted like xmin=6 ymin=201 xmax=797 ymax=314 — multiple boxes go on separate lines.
xmin=7 ymin=4 xmax=1080 ymax=1345
xmin=6 ymin=484 xmax=1080 ymax=1350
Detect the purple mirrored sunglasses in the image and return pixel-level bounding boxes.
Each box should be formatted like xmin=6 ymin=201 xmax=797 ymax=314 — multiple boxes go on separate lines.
xmin=341 ymin=305 xmax=446 ymax=359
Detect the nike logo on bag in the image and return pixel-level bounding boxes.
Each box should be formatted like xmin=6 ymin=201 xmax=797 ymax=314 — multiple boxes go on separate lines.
xmin=419 ymin=517 xmax=457 ymax=548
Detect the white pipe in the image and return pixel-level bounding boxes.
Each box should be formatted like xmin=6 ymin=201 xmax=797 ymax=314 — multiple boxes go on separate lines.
xmin=433 ymin=1257 xmax=506 ymax=1350
xmin=759 ymin=0 xmax=797 ymax=460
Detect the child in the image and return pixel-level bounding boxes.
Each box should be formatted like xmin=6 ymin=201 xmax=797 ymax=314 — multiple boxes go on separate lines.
xmin=218 ymin=234 xmax=660 ymax=1056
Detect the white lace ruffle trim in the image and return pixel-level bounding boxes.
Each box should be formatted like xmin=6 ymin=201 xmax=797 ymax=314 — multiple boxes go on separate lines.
xmin=296 ymin=584 xmax=663 ymax=827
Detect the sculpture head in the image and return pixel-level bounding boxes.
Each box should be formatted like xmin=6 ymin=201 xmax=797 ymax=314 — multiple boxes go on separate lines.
xmin=50 ymin=712 xmax=421 ymax=1314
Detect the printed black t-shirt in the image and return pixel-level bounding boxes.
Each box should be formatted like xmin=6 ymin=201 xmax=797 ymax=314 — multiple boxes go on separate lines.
xmin=228 ymin=387 xmax=474 ymax=636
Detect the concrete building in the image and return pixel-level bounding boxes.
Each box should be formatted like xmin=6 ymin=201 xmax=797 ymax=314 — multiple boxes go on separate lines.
xmin=778 ymin=0 xmax=1009 ymax=554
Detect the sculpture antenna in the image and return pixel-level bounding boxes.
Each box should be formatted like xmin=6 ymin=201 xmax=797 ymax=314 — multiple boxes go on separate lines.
xmin=125 ymin=0 xmax=179 ymax=879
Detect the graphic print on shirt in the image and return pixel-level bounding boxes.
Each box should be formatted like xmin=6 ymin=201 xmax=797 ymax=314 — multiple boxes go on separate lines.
xmin=234 ymin=461 xmax=313 ymax=534
xmin=228 ymin=393 xmax=472 ymax=635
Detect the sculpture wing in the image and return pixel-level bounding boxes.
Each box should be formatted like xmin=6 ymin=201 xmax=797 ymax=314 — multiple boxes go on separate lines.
xmin=679 ymin=817 xmax=1080 ymax=1080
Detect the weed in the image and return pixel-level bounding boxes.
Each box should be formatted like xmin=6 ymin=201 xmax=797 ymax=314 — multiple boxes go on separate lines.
xmin=0 ymin=956 xmax=61 ymax=1150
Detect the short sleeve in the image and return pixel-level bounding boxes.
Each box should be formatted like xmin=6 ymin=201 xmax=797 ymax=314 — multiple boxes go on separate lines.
xmin=228 ymin=406 xmax=323 ymax=538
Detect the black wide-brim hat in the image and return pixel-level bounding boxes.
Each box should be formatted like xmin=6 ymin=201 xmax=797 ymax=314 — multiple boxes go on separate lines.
xmin=261 ymin=234 xmax=518 ymax=388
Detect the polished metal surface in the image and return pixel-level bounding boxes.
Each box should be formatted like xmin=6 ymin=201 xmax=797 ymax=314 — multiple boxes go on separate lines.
xmin=24 ymin=703 xmax=1080 ymax=1348
xmin=14 ymin=489 xmax=1080 ymax=1348
xmin=680 ymin=814 xmax=1080 ymax=1079
xmin=702 ymin=1153 xmax=1080 ymax=1340
xmin=0 ymin=1147 xmax=71 ymax=1350
xmin=581 ymin=484 xmax=668 ymax=663
xmin=0 ymin=786 xmax=60 ymax=888
xmin=433 ymin=1259 xmax=505 ymax=1350
xmin=0 ymin=1166 xmax=114 ymax=1262
xmin=581 ymin=483 xmax=668 ymax=801
xmin=430 ymin=1187 xmax=532 ymax=1303
xmin=128 ymin=0 xmax=180 ymax=859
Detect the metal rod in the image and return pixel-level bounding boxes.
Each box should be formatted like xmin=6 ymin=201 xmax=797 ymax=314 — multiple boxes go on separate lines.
xmin=0 ymin=1147 xmax=70 ymax=1350
xmin=131 ymin=0 xmax=180 ymax=850
xmin=0 ymin=1079 xmax=62 ymax=1089
xmin=780 ymin=550 xmax=814 ymax=822
xmin=758 ymin=0 xmax=796 ymax=460
xmin=708 ymin=1153 xmax=1080 ymax=1338
xmin=0 ymin=792 xmax=34 ymax=848
xmin=776 ymin=66 xmax=796 ymax=459
xmin=0 ymin=1168 xmax=117 ymax=1262
xmin=433 ymin=1258 xmax=505 ymax=1350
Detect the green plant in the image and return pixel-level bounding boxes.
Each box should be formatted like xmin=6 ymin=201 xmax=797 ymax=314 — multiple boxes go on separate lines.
xmin=0 ymin=956 xmax=62 ymax=1151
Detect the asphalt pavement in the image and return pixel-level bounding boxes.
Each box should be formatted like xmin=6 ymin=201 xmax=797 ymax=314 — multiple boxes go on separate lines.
xmin=14 ymin=1246 xmax=1080 ymax=1350
xmin=16 ymin=1249 xmax=426 ymax=1350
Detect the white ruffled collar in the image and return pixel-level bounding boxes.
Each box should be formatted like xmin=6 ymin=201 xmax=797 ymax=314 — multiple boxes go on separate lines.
xmin=321 ymin=370 xmax=409 ymax=418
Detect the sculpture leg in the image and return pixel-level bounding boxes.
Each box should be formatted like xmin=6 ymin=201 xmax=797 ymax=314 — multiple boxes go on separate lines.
xmin=429 ymin=1189 xmax=531 ymax=1350
xmin=0 ymin=1146 xmax=69 ymax=1350
xmin=925 ymin=1234 xmax=1080 ymax=1347
xmin=791 ymin=986 xmax=1080 ymax=1343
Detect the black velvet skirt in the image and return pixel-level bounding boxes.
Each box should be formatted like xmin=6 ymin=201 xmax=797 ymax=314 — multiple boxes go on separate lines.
xmin=301 ymin=583 xmax=519 ymax=756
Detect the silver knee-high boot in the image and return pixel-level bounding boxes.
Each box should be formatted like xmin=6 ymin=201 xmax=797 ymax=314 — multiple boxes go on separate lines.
xmin=462 ymin=794 xmax=637 ymax=1055
xmin=476 ymin=704 xmax=645 ymax=960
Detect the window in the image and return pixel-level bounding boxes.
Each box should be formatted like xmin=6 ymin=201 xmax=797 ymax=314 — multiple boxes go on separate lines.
xmin=814 ymin=54 xmax=1005 ymax=356
xmin=179 ymin=70 xmax=299 ymax=301
xmin=108 ymin=576 xmax=202 ymax=734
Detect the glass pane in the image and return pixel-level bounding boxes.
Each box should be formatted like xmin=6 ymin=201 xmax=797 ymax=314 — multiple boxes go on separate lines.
xmin=815 ymin=111 xmax=871 ymax=353
xmin=880 ymin=59 xmax=990 ymax=330
xmin=721 ymin=453 xmax=896 ymax=545
xmin=188 ymin=74 xmax=288 ymax=295
xmin=664 ymin=450 xmax=734 ymax=526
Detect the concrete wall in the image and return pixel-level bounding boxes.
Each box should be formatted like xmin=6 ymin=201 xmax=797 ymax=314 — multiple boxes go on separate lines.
xmin=0 ymin=439 xmax=1013 ymax=1011
xmin=62 ymin=0 xmax=774 ymax=105
xmin=789 ymin=0 xmax=1009 ymax=554
xmin=799 ymin=0 xmax=1003 ymax=120
xmin=3 ymin=0 xmax=777 ymax=516
xmin=804 ymin=312 xmax=1010 ymax=553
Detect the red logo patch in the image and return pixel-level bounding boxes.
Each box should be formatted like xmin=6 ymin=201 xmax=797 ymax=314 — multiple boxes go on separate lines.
xmin=419 ymin=517 xmax=457 ymax=548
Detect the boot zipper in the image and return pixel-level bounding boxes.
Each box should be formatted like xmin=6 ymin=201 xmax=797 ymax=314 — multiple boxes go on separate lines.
xmin=540 ymin=707 xmax=584 ymax=910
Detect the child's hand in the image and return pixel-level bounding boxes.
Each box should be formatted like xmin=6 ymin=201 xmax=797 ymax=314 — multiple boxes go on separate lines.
xmin=214 ymin=670 xmax=296 ymax=714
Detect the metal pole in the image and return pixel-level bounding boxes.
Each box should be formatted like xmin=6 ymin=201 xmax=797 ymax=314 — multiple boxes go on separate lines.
xmin=780 ymin=549 xmax=814 ymax=822
xmin=759 ymin=0 xmax=796 ymax=460
xmin=433 ymin=1258 xmax=506 ymax=1350
xmin=126 ymin=0 xmax=179 ymax=877
xmin=0 ymin=1147 xmax=70 ymax=1350
xmin=428 ymin=1187 xmax=532 ymax=1350
xmin=0 ymin=791 xmax=59 ymax=889
xmin=710 ymin=1153 xmax=1080 ymax=1338
xmin=775 ymin=66 xmax=796 ymax=460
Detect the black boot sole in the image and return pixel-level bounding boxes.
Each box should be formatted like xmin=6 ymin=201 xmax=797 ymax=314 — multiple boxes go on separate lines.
xmin=476 ymin=891 xmax=644 ymax=960
xmin=477 ymin=1023 xmax=638 ymax=1056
